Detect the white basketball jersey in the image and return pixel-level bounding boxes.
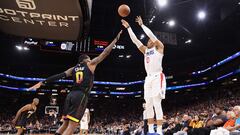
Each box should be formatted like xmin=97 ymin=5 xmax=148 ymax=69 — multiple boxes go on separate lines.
xmin=144 ymin=47 xmax=163 ymax=74
xmin=81 ymin=108 xmax=89 ymax=123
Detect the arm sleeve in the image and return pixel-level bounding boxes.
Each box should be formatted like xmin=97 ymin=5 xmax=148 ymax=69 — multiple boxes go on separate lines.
xmin=141 ymin=24 xmax=158 ymax=42
xmin=127 ymin=27 xmax=144 ymax=48
xmin=42 ymin=72 xmax=67 ymax=84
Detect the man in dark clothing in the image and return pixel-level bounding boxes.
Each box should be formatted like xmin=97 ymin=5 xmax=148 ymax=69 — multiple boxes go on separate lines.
xmin=190 ymin=107 xmax=228 ymax=135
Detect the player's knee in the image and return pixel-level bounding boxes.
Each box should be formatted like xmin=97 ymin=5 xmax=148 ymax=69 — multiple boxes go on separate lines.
xmin=155 ymin=107 xmax=163 ymax=120
xmin=69 ymin=121 xmax=79 ymax=128
xmin=146 ymin=108 xmax=154 ymax=118
xmin=146 ymin=101 xmax=153 ymax=109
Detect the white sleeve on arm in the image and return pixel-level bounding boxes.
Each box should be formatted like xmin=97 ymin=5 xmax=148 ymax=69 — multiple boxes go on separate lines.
xmin=127 ymin=27 xmax=143 ymax=48
xmin=141 ymin=24 xmax=158 ymax=42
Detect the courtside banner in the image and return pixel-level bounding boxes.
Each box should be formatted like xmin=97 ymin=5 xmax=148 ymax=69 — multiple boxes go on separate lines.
xmin=0 ymin=0 xmax=86 ymax=40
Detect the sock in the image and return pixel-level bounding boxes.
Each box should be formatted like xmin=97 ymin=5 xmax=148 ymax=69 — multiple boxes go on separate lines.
xmin=157 ymin=125 xmax=162 ymax=134
xmin=148 ymin=124 xmax=154 ymax=133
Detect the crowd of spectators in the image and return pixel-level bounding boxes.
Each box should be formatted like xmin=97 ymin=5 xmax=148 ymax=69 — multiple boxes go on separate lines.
xmin=0 ymin=89 xmax=240 ymax=135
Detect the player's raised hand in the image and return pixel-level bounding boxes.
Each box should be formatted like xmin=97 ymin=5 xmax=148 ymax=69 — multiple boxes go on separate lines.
xmin=116 ymin=30 xmax=122 ymax=40
xmin=28 ymin=82 xmax=43 ymax=91
xmin=121 ymin=19 xmax=130 ymax=28
xmin=135 ymin=16 xmax=143 ymax=26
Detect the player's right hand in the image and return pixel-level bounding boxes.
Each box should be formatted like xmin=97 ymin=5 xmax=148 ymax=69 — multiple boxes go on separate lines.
xmin=135 ymin=16 xmax=143 ymax=26
xmin=121 ymin=19 xmax=130 ymax=28
xmin=27 ymin=82 xmax=43 ymax=91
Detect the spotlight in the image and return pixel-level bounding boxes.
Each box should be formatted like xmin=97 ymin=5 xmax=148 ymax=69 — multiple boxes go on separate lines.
xmin=23 ymin=47 xmax=29 ymax=50
xmin=126 ymin=55 xmax=131 ymax=59
xmin=61 ymin=43 xmax=67 ymax=50
xmin=16 ymin=45 xmax=23 ymax=50
xmin=232 ymin=78 xmax=237 ymax=82
xmin=198 ymin=10 xmax=206 ymax=20
xmin=185 ymin=39 xmax=192 ymax=44
xmin=140 ymin=34 xmax=145 ymax=40
xmin=167 ymin=20 xmax=175 ymax=27
xmin=118 ymin=55 xmax=124 ymax=58
xmin=158 ymin=0 xmax=168 ymax=7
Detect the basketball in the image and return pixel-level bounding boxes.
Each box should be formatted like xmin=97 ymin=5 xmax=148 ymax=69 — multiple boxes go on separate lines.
xmin=118 ymin=4 xmax=130 ymax=17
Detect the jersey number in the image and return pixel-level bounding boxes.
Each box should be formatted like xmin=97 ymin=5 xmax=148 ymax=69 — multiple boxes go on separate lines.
xmin=146 ymin=57 xmax=150 ymax=63
xmin=76 ymin=71 xmax=84 ymax=84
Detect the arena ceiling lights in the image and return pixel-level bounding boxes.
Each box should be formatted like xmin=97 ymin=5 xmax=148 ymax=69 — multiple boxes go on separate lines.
xmin=0 ymin=0 xmax=92 ymax=41
xmin=157 ymin=0 xmax=168 ymax=7
xmin=197 ymin=10 xmax=206 ymax=20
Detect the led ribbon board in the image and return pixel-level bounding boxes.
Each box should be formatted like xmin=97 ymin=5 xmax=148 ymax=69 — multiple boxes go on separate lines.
xmin=192 ymin=51 xmax=240 ymax=75
xmin=0 ymin=69 xmax=239 ymax=92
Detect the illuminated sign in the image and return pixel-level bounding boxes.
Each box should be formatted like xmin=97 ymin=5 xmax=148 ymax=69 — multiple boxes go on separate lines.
xmin=94 ymin=40 xmax=109 ymax=46
xmin=0 ymin=0 xmax=92 ymax=40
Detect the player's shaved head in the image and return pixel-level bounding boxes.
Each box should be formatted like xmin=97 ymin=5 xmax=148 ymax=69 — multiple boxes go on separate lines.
xmin=78 ymin=54 xmax=90 ymax=64
xmin=33 ymin=98 xmax=39 ymax=105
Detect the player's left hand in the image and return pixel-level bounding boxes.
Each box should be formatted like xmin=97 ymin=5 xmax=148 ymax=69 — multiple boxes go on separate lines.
xmin=135 ymin=16 xmax=143 ymax=26
xmin=116 ymin=30 xmax=122 ymax=40
xmin=12 ymin=119 xmax=17 ymax=125
xmin=28 ymin=82 xmax=43 ymax=91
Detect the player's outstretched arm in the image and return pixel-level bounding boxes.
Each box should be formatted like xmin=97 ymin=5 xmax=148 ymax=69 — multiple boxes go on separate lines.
xmin=136 ymin=16 xmax=164 ymax=49
xmin=28 ymin=67 xmax=74 ymax=91
xmin=89 ymin=30 xmax=122 ymax=67
xmin=87 ymin=110 xmax=90 ymax=123
xmin=12 ymin=104 xmax=32 ymax=125
xmin=121 ymin=19 xmax=146 ymax=54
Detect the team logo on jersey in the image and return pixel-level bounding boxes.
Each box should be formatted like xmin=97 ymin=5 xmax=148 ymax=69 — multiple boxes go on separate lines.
xmin=16 ymin=0 xmax=36 ymax=10
xmin=146 ymin=50 xmax=154 ymax=56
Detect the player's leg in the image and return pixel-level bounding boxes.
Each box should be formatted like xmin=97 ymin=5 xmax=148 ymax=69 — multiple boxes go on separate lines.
xmin=145 ymin=97 xmax=155 ymax=133
xmin=55 ymin=120 xmax=69 ymax=135
xmin=16 ymin=128 xmax=24 ymax=135
xmin=55 ymin=93 xmax=72 ymax=135
xmin=85 ymin=129 xmax=88 ymax=135
xmin=63 ymin=120 xmax=79 ymax=135
xmin=152 ymin=73 xmax=166 ymax=135
xmin=15 ymin=119 xmax=26 ymax=135
xmin=144 ymin=78 xmax=155 ymax=134
xmin=80 ymin=129 xmax=83 ymax=135
xmin=64 ymin=91 xmax=88 ymax=135
xmin=153 ymin=96 xmax=163 ymax=135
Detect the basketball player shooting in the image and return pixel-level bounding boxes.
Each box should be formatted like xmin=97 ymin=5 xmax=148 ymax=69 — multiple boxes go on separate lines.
xmin=12 ymin=98 xmax=39 ymax=135
xmin=28 ymin=30 xmax=122 ymax=135
xmin=122 ymin=17 xmax=166 ymax=135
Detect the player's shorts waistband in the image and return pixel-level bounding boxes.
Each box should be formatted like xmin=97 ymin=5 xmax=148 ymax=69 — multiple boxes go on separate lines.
xmin=147 ymin=72 xmax=164 ymax=77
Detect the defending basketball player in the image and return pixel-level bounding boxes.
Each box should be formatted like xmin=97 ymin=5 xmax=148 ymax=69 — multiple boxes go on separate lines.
xmin=12 ymin=98 xmax=39 ymax=135
xmin=79 ymin=108 xmax=90 ymax=135
xmin=28 ymin=30 xmax=122 ymax=135
xmin=122 ymin=17 xmax=166 ymax=135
